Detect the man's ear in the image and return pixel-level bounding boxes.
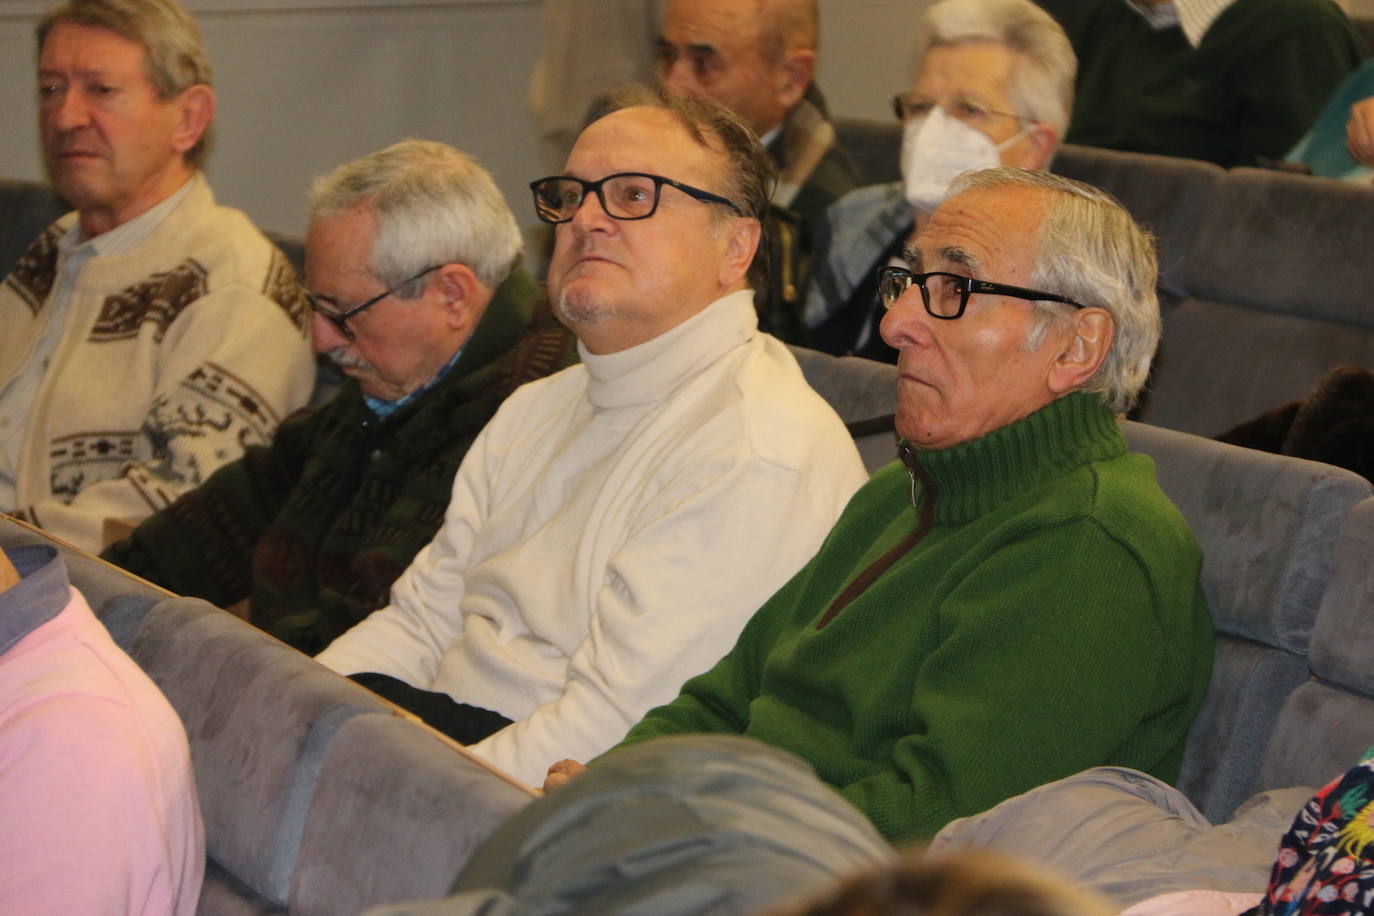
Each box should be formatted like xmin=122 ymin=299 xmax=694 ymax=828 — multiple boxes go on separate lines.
xmin=718 ymin=217 xmax=762 ymax=290
xmin=171 ymin=84 xmax=215 ymax=156
xmin=1019 ymin=123 xmax=1059 ymax=171
xmin=434 ymin=263 xmax=488 ymax=333
xmin=776 ymin=48 xmax=815 ymax=111
xmin=1047 ymin=307 xmax=1113 ymax=396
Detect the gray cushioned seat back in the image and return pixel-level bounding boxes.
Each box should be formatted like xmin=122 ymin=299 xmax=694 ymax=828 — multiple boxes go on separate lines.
xmin=61 ymin=552 xmax=168 ymax=649
xmin=261 ymin=229 xmax=304 ymax=277
xmin=0 ymin=515 xmax=166 ymax=649
xmin=787 ymin=345 xmax=899 ymax=474
xmin=260 ymin=229 xmax=347 ymax=411
xmin=1121 ymin=422 xmax=1370 ymax=649
xmin=833 ymin=116 xmax=901 ymax=187
xmin=199 ymin=860 xmax=285 ymax=915
xmin=1354 ymin=16 xmax=1374 ymax=53
xmin=1138 ymin=301 xmax=1374 ymax=437
xmin=0 ymin=515 xmax=54 ymax=551
xmin=1121 ymin=421 xmax=1371 ymax=820
xmin=1140 ymin=169 xmax=1374 ymax=435
xmin=290 ymin=713 xmax=534 ymax=916
xmin=1185 ymin=169 xmax=1374 ymax=324
xmin=1175 ymin=636 xmax=1311 ymax=823
xmin=1258 ymin=498 xmax=1374 ymax=792
xmin=0 ymin=177 xmax=67 ymax=280
xmin=127 ymin=596 xmax=392 ymax=910
xmin=1050 ymin=145 xmax=1221 ymax=299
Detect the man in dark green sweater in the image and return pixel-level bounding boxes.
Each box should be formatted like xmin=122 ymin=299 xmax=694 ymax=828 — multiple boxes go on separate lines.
xmin=534 ymin=168 xmax=1213 ymax=857
xmin=101 ymin=140 xmax=576 ymax=654
xmin=1035 ymin=0 xmax=1364 ymax=167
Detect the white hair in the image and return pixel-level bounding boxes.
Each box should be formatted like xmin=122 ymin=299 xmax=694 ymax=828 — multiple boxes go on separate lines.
xmin=308 ymin=139 xmax=522 ymax=294
xmin=950 ymin=168 xmax=1161 ymax=412
xmin=913 ymin=0 xmax=1076 ymax=138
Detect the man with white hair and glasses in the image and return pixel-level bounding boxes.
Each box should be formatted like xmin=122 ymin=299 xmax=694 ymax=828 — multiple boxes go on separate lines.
xmin=104 ymin=139 xmax=577 ymax=654
xmin=804 ymin=0 xmax=1074 ymax=362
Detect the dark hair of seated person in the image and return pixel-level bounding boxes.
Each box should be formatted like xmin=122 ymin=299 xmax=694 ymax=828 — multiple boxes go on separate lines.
xmin=772 ymin=848 xmax=1114 ymax=916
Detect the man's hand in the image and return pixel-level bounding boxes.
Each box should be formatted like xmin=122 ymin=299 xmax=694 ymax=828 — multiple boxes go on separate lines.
xmin=1346 ymin=96 xmax=1374 ymax=167
xmin=543 ymin=759 xmax=587 ymax=792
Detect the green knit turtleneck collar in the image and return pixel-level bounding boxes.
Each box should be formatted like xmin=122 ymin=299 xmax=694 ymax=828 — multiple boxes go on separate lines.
xmin=902 ymin=392 xmax=1125 ymax=524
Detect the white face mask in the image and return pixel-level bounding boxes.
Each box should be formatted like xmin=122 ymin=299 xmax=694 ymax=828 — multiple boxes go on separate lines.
xmin=900 ymin=106 xmax=1028 ymax=214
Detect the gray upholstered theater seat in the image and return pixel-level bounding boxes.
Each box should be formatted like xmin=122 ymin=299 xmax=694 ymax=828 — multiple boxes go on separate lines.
xmin=0 ymin=515 xmax=168 ymax=648
xmin=0 ymin=177 xmax=67 ymax=280
xmin=788 ymin=344 xmax=898 ymax=473
xmin=1256 ymin=497 xmax=1374 ymax=792
xmin=1120 ymin=422 xmax=1370 ymax=821
xmin=1138 ymin=168 xmax=1374 ymax=437
xmin=0 ymin=514 xmax=538 ymax=914
xmin=125 ymin=595 xmax=394 ymax=912
xmin=1050 ymin=145 xmax=1221 ymax=299
xmin=832 ymin=116 xmax=901 ymax=187
xmin=261 ymin=229 xmax=304 ymax=278
xmin=290 ymin=713 xmax=533 ymax=915
xmin=259 ymin=228 xmax=347 ymax=410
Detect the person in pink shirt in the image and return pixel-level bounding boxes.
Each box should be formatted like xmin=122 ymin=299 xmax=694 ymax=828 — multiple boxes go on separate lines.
xmin=0 ymin=543 xmax=202 ymax=914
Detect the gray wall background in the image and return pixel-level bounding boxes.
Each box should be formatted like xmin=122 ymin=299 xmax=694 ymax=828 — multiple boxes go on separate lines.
xmin=0 ymin=0 xmax=1364 ymax=239
xmin=0 ymin=0 xmax=929 ymax=240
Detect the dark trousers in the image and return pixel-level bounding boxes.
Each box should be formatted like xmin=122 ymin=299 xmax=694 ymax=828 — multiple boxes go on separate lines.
xmin=349 ymin=672 xmax=512 ymax=745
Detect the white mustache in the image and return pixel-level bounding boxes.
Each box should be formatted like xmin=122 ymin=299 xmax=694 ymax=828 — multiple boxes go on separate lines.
xmin=326 ymin=347 xmax=373 ymax=372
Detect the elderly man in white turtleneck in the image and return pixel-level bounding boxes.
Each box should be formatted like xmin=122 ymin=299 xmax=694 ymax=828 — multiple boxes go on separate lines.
xmin=316 ymin=83 xmax=866 ymax=786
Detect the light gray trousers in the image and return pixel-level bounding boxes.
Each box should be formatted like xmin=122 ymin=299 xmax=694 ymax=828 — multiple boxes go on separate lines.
xmin=368 ymin=735 xmax=895 ymax=916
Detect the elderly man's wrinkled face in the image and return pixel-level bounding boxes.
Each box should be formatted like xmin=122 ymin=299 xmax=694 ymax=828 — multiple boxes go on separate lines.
xmin=38 ymin=22 xmax=200 ymax=235
xmin=880 ymin=185 xmax=1073 ymax=450
xmin=546 ymin=106 xmax=755 ymax=355
xmin=658 ymin=0 xmax=793 ymax=137
xmin=305 ymin=204 xmax=459 ymax=402
xmin=906 ymin=40 xmax=1043 ymax=169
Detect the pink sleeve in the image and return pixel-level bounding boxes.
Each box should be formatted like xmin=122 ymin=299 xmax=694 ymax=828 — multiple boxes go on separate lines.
xmin=1121 ymin=890 xmax=1264 ymax=916
xmin=0 ymin=694 xmax=203 ymax=916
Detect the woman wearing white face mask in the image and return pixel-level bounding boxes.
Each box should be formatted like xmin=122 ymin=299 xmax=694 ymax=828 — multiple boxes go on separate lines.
xmin=804 ymin=0 xmax=1073 ymax=361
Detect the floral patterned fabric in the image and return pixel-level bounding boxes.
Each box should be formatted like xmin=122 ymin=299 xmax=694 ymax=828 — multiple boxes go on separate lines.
xmin=1251 ymin=747 xmax=1374 ymax=915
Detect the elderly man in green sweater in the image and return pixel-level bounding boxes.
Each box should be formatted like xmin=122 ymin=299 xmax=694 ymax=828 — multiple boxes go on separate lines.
xmin=528 ymin=168 xmax=1213 ymax=854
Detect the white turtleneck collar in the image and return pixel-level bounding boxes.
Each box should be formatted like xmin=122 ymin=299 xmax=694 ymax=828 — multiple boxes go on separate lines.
xmin=579 ymin=289 xmax=758 ymax=410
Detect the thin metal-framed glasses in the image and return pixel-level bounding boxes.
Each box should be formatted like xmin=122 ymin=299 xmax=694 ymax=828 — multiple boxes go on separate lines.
xmin=891 ymin=92 xmax=1032 ymax=126
xmin=306 ymin=264 xmax=441 ymax=341
xmin=529 ymin=172 xmax=746 ymax=224
xmin=877 ymin=266 xmax=1086 ymax=319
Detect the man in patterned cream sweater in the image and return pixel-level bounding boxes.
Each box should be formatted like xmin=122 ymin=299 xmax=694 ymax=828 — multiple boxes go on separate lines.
xmin=0 ymin=0 xmax=313 ymax=553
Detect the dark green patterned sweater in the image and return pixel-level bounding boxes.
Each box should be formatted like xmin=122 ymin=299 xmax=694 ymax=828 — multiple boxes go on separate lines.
xmin=102 ymin=270 xmax=577 ymax=653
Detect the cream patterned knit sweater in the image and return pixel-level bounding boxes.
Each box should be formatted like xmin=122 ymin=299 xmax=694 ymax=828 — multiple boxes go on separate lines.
xmin=0 ymin=174 xmax=314 ymax=552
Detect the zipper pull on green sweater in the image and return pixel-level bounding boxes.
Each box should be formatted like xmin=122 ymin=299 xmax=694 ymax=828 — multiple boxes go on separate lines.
xmin=816 ymin=443 xmax=937 ymax=630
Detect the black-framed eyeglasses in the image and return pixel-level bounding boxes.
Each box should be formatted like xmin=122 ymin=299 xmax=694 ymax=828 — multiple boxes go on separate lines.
xmin=306 ymin=264 xmax=441 ymax=341
xmin=877 ymin=266 xmax=1085 ymax=319
xmin=529 ymin=172 xmax=746 ymax=224
xmin=891 ymin=92 xmax=1032 ymax=126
